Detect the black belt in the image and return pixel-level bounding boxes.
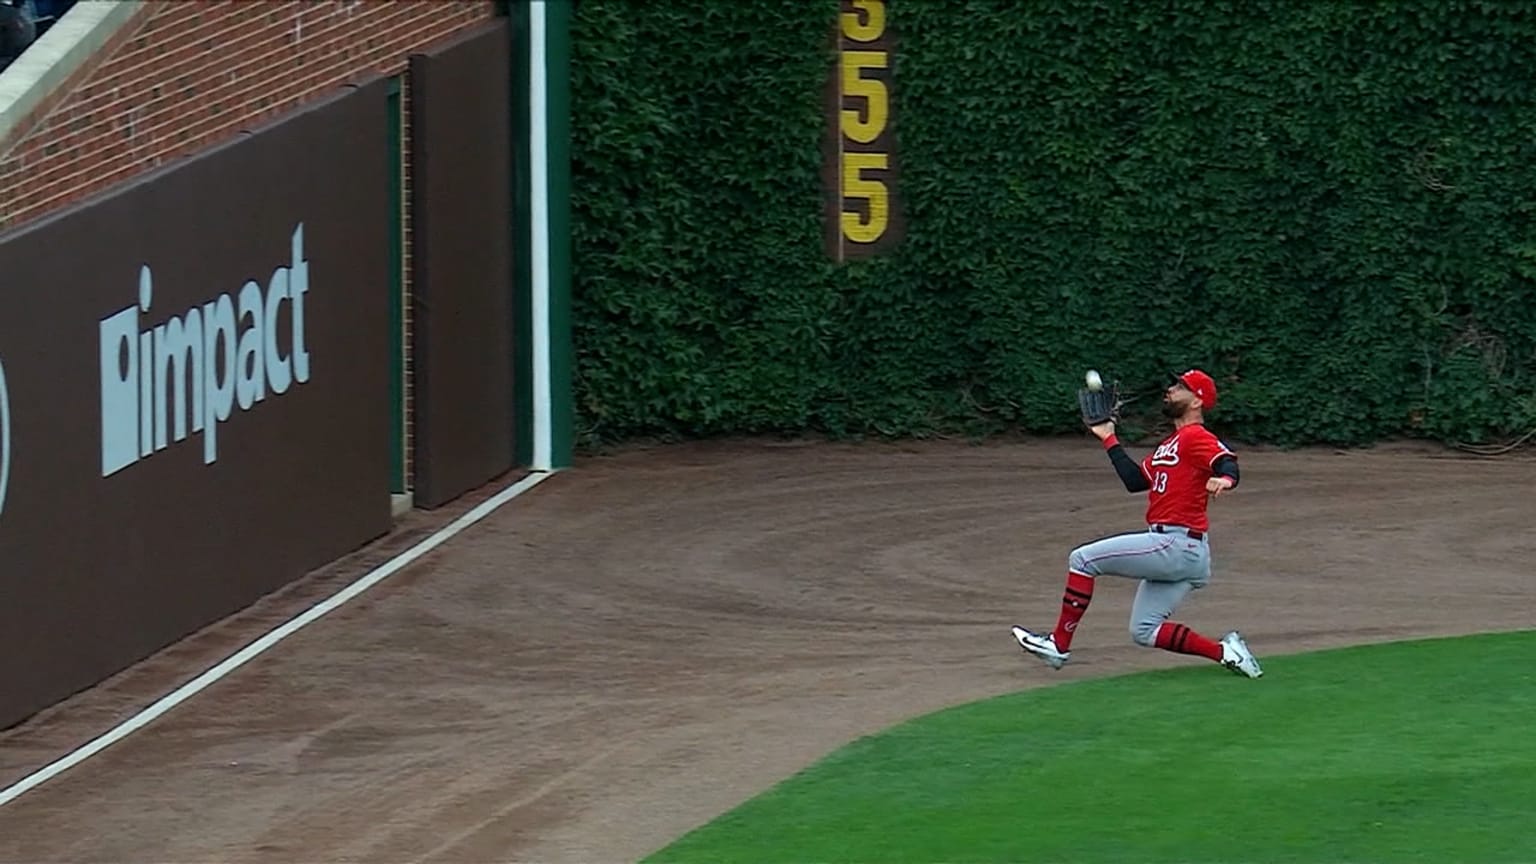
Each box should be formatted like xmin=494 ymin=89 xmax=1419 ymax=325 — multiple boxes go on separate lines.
xmin=1151 ymin=524 xmax=1205 ymax=540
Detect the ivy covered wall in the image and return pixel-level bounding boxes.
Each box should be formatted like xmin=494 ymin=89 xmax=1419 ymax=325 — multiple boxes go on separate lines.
xmin=570 ymin=0 xmax=1536 ymax=448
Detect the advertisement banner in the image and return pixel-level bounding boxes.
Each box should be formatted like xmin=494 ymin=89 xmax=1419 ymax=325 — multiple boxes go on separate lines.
xmin=0 ymin=78 xmax=394 ymax=729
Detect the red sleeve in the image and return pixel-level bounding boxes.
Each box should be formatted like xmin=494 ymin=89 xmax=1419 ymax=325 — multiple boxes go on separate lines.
xmin=1187 ymin=427 xmax=1233 ymax=469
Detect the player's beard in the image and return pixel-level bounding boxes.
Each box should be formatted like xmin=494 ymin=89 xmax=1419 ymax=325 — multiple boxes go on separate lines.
xmin=1161 ymin=399 xmax=1186 ymax=419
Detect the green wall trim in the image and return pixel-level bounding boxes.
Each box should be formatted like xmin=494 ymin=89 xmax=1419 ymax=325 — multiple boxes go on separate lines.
xmin=543 ymin=0 xmax=574 ymax=469
xmin=385 ymin=74 xmax=406 ymax=493
xmin=507 ymin=1 xmax=534 ymax=468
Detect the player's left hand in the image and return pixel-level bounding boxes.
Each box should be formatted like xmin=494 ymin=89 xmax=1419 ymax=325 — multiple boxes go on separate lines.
xmin=1206 ymin=476 xmax=1234 ymax=497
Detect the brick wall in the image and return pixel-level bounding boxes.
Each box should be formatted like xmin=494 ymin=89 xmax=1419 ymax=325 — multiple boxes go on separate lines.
xmin=0 ymin=0 xmax=499 ymax=494
xmin=0 ymin=0 xmax=496 ymax=229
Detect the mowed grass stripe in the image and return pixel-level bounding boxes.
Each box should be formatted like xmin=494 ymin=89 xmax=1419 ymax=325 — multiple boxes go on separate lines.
xmin=648 ymin=630 xmax=1536 ymax=864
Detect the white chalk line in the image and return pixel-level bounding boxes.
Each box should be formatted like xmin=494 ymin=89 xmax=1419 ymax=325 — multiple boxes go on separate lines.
xmin=0 ymin=469 xmax=556 ymax=808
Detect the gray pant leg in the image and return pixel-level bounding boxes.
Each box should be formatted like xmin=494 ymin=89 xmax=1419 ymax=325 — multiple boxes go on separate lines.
xmin=1066 ymin=531 xmax=1180 ymax=581
xmin=1128 ymin=579 xmax=1197 ymax=646
xmin=1066 ymin=528 xmax=1213 ymax=647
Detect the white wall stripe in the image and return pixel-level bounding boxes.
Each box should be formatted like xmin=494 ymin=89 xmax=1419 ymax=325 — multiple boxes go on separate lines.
xmin=529 ymin=0 xmax=552 ymax=472
xmin=0 ymin=470 xmax=555 ymax=808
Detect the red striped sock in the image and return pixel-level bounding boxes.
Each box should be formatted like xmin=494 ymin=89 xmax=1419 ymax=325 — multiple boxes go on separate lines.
xmin=1155 ymin=622 xmax=1223 ymax=661
xmin=1051 ymin=573 xmax=1095 ymax=651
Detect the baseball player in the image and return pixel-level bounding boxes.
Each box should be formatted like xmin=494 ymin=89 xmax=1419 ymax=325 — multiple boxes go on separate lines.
xmin=1011 ymin=369 xmax=1263 ymax=678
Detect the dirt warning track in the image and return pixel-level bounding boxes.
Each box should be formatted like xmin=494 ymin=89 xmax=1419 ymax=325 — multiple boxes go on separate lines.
xmin=1 ymin=438 xmax=1531 ymax=863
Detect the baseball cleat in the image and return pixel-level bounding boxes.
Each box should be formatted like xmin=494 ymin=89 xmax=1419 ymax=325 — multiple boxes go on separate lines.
xmin=1220 ymin=631 xmax=1263 ymax=678
xmin=1011 ymin=625 xmax=1069 ymax=670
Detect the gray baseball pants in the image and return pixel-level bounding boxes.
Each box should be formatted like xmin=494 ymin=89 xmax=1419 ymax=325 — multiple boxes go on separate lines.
xmin=1067 ymin=527 xmax=1212 ymax=647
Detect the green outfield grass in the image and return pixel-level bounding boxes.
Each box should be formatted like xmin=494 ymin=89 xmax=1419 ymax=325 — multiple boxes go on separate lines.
xmin=646 ymin=630 xmax=1536 ymax=864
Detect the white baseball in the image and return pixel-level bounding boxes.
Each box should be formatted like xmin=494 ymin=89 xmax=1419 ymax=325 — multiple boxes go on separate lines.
xmin=1085 ymin=369 xmax=1102 ymax=392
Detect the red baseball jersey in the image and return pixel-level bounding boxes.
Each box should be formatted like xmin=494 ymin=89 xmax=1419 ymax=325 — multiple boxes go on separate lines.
xmin=1139 ymin=423 xmax=1234 ymax=532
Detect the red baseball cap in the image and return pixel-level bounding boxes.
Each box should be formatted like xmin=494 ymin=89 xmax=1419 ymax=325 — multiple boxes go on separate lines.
xmin=1172 ymin=369 xmax=1217 ymax=410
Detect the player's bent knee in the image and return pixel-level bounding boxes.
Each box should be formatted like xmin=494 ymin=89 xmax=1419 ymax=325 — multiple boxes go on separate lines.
xmin=1130 ymin=620 xmax=1160 ymax=647
xmin=1068 ymin=547 xmax=1096 ymax=576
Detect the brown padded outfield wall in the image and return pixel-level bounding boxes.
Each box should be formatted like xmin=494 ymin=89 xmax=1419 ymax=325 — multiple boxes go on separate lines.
xmin=0 ymin=1 xmax=503 ymax=499
xmin=407 ymin=21 xmax=516 ymax=509
xmin=0 ymin=77 xmax=394 ymax=730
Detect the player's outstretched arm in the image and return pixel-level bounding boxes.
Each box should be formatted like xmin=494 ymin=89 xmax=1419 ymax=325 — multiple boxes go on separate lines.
xmin=1090 ymin=423 xmax=1150 ymax=493
xmin=1207 ymin=454 xmax=1239 ymax=495
xmin=1212 ymin=455 xmax=1239 ymax=486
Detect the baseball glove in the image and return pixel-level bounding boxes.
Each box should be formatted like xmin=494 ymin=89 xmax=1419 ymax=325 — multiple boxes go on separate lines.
xmin=1077 ymin=381 xmax=1121 ymax=426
